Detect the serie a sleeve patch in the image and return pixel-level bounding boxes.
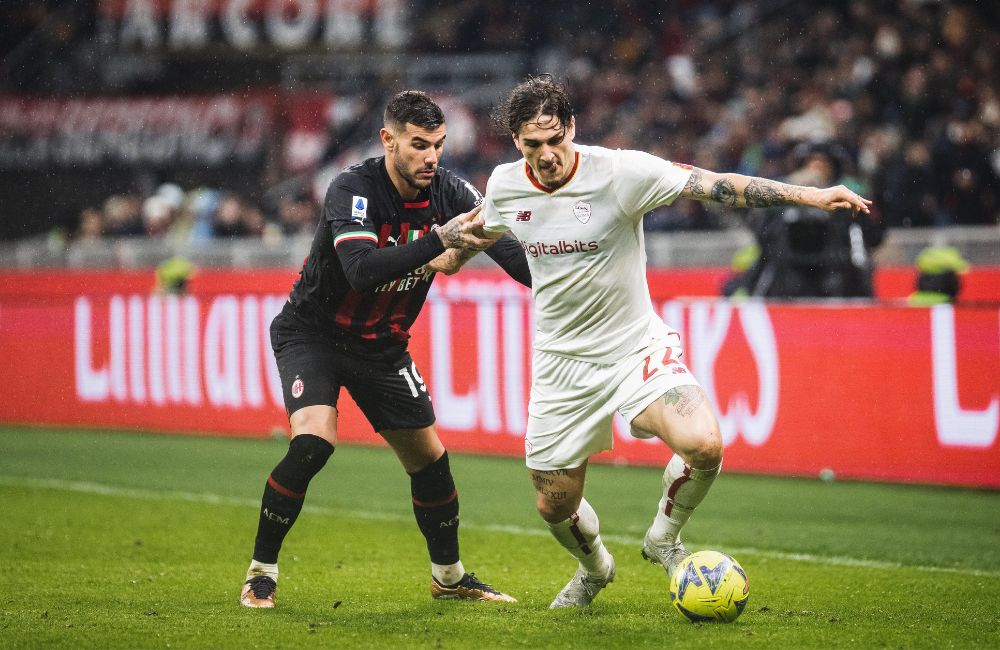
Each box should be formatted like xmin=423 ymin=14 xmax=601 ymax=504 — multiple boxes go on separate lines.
xmin=351 ymin=195 xmax=369 ymax=222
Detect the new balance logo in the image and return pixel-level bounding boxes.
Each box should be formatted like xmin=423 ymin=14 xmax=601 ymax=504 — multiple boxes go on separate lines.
xmin=515 ymin=210 xmax=532 ymax=222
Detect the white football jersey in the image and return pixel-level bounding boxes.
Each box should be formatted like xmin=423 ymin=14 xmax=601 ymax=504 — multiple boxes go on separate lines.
xmin=483 ymin=144 xmax=693 ymax=363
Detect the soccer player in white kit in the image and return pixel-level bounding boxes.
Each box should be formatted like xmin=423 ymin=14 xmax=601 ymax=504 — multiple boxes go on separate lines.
xmin=478 ymin=75 xmax=873 ymax=608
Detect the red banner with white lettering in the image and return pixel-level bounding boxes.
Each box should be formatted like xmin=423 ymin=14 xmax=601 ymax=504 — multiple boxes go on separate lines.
xmin=0 ymin=269 xmax=997 ymax=488
xmin=0 ymin=94 xmax=277 ymax=170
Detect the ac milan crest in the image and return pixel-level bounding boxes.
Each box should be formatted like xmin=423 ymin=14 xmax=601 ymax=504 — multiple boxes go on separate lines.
xmin=291 ymin=377 xmax=304 ymax=398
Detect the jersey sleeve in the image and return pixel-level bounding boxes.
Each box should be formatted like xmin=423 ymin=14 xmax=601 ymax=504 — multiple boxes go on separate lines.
xmin=481 ymin=173 xmax=510 ymax=235
xmin=484 ymin=233 xmax=531 ymax=287
xmin=327 ymin=173 xmax=446 ymax=292
xmin=441 ymin=170 xmax=528 ymax=286
xmin=612 ymin=149 xmax=692 ymax=219
xmin=327 ymin=171 xmax=379 ymax=247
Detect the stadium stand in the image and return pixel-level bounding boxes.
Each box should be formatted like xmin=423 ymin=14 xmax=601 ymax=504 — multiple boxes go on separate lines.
xmin=1 ymin=0 xmax=998 ymax=271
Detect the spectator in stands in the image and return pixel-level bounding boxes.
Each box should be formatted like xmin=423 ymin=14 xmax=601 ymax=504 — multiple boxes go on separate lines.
xmin=101 ymin=194 xmax=143 ymax=238
xmin=878 ymin=140 xmax=938 ymax=228
xmin=74 ymin=207 xmax=104 ymax=244
xmin=141 ymin=195 xmax=175 ymax=238
xmin=933 ymin=115 xmax=998 ymax=225
xmin=276 ymin=192 xmax=318 ymax=237
xmin=241 ymin=204 xmax=276 ymax=241
xmin=211 ymin=193 xmax=250 ymax=238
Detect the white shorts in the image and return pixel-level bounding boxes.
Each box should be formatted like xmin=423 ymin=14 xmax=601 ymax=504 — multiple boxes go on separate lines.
xmin=524 ymin=333 xmax=700 ymax=470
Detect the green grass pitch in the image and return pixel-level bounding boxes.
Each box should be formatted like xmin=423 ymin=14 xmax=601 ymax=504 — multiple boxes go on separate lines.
xmin=1 ymin=425 xmax=998 ymax=649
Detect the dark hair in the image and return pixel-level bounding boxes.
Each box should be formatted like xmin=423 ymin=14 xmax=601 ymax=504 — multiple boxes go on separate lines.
xmin=384 ymin=90 xmax=445 ymax=131
xmin=491 ymin=74 xmax=573 ymax=135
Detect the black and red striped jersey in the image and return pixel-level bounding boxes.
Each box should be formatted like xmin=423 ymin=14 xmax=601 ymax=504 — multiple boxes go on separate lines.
xmin=285 ymin=156 xmax=530 ymax=357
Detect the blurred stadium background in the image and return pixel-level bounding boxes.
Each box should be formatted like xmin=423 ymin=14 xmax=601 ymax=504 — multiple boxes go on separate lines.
xmin=1 ymin=0 xmax=998 ymax=271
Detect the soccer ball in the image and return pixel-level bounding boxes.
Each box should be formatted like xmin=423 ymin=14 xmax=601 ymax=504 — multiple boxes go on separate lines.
xmin=669 ymin=550 xmax=750 ymax=623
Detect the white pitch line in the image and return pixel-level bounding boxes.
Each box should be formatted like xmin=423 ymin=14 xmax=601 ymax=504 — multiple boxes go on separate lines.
xmin=4 ymin=475 xmax=998 ymax=579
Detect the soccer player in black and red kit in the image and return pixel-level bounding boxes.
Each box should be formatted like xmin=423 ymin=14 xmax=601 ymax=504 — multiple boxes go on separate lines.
xmin=240 ymin=91 xmax=530 ymax=608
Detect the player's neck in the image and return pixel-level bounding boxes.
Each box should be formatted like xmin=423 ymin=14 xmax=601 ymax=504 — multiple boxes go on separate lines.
xmin=383 ymin=160 xmax=421 ymax=201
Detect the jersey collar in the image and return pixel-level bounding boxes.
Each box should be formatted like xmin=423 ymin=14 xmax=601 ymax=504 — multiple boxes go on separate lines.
xmin=524 ymin=151 xmax=581 ymax=194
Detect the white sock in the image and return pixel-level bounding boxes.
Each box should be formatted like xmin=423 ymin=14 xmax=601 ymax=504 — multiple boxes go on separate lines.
xmin=648 ymin=454 xmax=722 ymax=544
xmin=246 ymin=560 xmax=278 ymax=582
xmin=432 ymin=561 xmax=466 ymax=586
xmin=546 ymin=498 xmax=613 ymax=578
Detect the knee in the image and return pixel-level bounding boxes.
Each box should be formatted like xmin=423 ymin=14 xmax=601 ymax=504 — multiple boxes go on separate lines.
xmin=684 ymin=424 xmax=724 ymax=469
xmin=409 ymin=451 xmax=456 ymax=501
xmin=535 ymin=495 xmax=577 ymax=524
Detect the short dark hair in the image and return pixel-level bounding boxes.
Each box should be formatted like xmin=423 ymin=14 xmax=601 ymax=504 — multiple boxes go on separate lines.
xmin=491 ymin=74 xmax=573 ymax=135
xmin=384 ymin=91 xmax=445 ymax=131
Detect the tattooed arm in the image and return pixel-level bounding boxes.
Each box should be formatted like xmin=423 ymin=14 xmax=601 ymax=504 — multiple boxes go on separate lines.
xmin=681 ymin=168 xmax=872 ymax=216
xmin=425 ymin=247 xmax=478 ymax=275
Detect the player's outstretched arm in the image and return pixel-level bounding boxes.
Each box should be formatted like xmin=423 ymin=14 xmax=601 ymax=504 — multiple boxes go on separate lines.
xmin=680 ymin=168 xmax=873 ymax=217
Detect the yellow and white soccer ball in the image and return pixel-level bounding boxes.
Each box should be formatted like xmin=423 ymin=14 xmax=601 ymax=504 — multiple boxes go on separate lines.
xmin=669 ymin=550 xmax=750 ymax=623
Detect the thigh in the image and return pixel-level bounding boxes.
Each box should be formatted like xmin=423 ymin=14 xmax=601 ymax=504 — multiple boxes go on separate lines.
xmin=380 ymin=425 xmax=446 ymax=474
xmin=630 ymin=385 xmax=721 ymax=463
xmin=289 ymin=404 xmax=338 ymax=447
xmin=529 ymin=462 xmax=588 ymax=523
xmin=342 ymin=350 xmax=436 ymax=432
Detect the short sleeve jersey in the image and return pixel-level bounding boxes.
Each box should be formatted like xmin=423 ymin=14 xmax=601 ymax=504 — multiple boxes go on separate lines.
xmin=482 ymin=144 xmax=692 ymax=363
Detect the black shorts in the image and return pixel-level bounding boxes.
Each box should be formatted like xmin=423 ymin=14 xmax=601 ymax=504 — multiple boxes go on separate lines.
xmin=270 ymin=308 xmax=435 ymax=432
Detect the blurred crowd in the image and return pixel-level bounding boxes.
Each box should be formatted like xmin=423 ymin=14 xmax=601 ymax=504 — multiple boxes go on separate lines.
xmin=72 ymin=184 xmax=320 ymax=245
xmin=466 ymin=0 xmax=998 ymax=231
xmin=2 ymin=0 xmax=997 ymax=243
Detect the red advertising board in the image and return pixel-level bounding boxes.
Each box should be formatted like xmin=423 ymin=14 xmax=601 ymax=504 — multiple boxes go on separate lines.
xmin=0 ymin=269 xmax=997 ymax=488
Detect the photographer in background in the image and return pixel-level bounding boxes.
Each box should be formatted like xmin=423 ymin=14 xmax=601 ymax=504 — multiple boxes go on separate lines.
xmin=728 ymin=144 xmax=885 ymax=299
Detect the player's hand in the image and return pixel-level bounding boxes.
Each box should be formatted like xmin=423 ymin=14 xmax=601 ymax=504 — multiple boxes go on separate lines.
xmin=812 ymin=185 xmax=873 ymax=218
xmin=437 ymin=204 xmax=494 ymax=251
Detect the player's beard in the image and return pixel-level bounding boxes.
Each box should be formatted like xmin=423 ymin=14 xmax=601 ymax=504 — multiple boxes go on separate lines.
xmin=395 ymin=158 xmax=435 ymax=193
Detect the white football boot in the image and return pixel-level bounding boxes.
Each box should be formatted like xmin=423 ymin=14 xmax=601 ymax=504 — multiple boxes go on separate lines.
xmin=549 ymin=557 xmax=615 ymax=609
xmin=640 ymin=528 xmax=690 ymax=578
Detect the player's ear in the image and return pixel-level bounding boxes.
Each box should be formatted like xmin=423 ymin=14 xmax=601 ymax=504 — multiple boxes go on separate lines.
xmin=380 ymin=127 xmax=395 ymax=153
xmin=511 ymin=132 xmax=522 ymax=152
xmin=566 ymin=116 xmax=576 ymax=140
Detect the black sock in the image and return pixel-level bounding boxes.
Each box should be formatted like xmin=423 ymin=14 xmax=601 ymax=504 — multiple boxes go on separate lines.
xmin=410 ymin=451 xmax=460 ymax=566
xmin=252 ymin=434 xmax=334 ymax=564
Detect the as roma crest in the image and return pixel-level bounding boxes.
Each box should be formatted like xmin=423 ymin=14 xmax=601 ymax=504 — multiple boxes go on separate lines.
xmin=573 ymin=201 xmax=592 ymax=224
